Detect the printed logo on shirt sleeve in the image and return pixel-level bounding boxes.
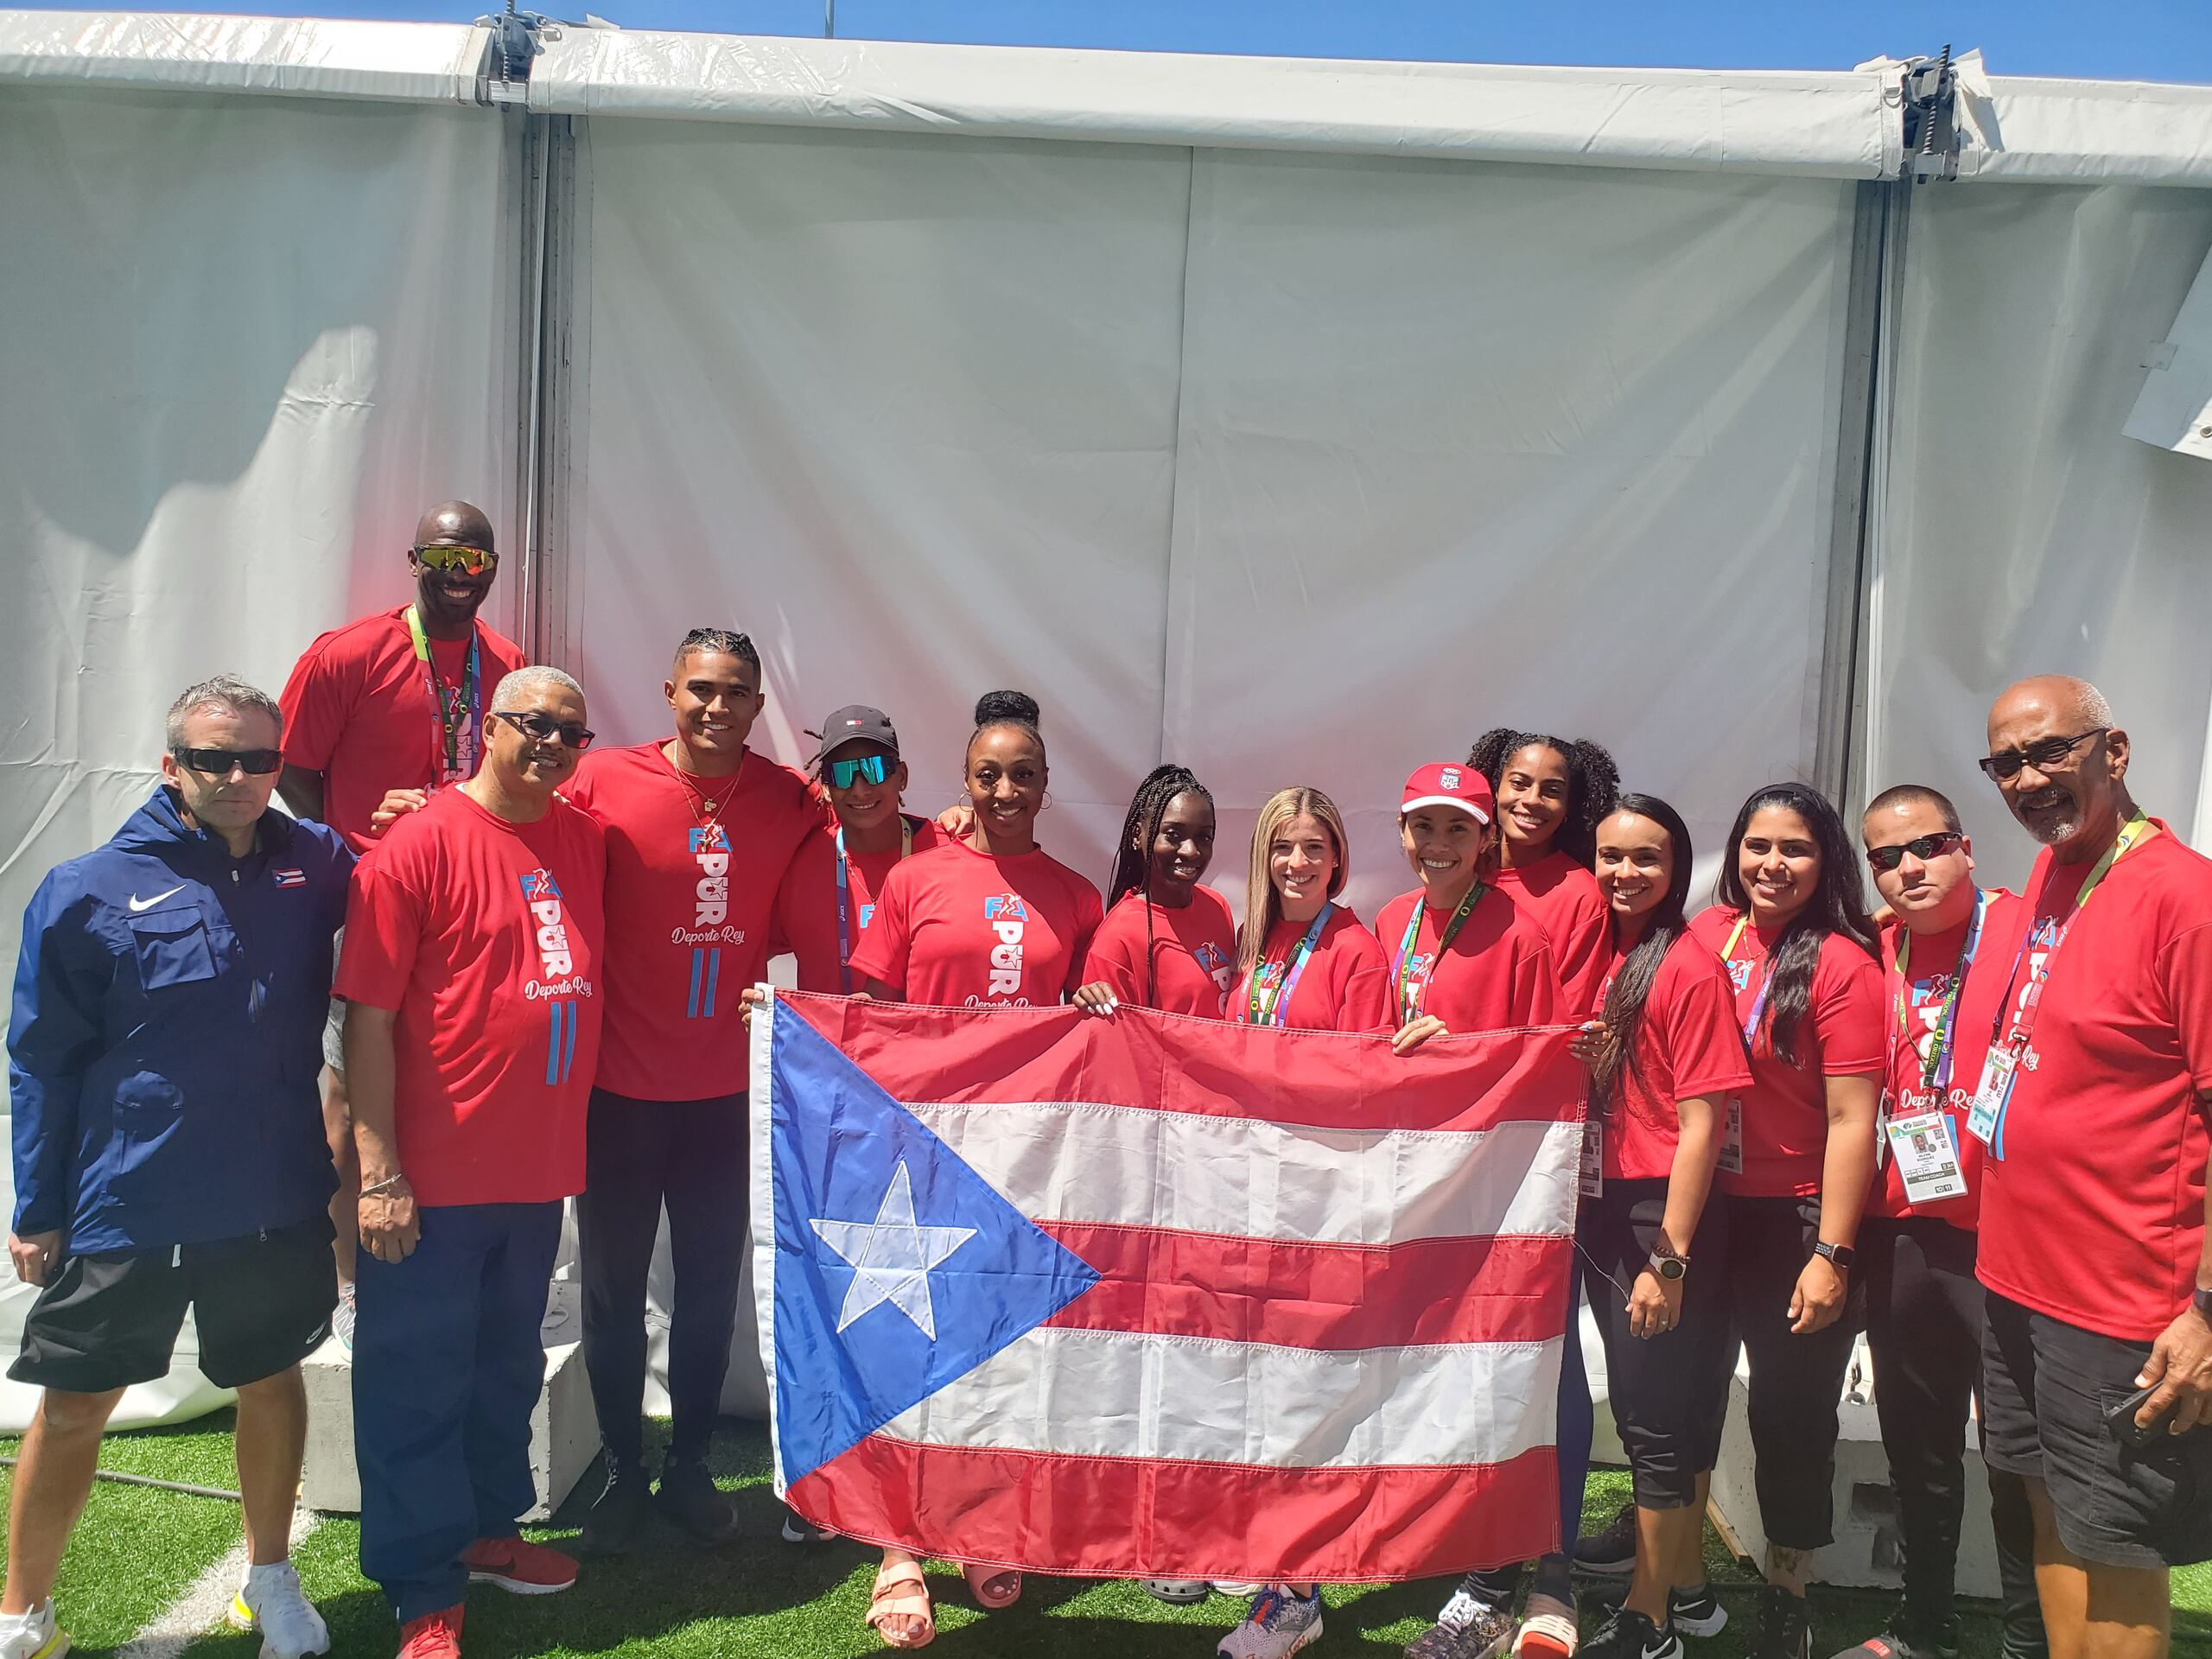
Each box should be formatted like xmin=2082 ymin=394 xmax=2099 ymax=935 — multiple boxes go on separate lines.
xmin=981 ymin=893 xmax=1029 ymax=1001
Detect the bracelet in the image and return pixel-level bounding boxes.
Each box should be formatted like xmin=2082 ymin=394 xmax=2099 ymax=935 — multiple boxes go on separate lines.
xmin=360 ymin=1173 xmax=409 ymax=1198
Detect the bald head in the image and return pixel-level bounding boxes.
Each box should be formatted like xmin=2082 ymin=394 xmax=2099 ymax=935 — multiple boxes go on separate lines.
xmin=414 ymin=500 xmax=495 ymax=554
xmin=1985 ymin=675 xmax=2132 ymax=859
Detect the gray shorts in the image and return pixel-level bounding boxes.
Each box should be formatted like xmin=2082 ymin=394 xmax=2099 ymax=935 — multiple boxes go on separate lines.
xmin=322 ymin=925 xmax=346 ymax=1072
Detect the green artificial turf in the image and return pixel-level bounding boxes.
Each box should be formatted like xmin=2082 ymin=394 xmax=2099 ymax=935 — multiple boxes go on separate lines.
xmin=3 ymin=1417 xmax=2212 ymax=1656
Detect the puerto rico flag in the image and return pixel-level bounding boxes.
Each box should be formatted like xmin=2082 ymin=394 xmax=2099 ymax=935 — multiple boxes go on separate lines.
xmin=749 ymin=988 xmax=1582 ymax=1583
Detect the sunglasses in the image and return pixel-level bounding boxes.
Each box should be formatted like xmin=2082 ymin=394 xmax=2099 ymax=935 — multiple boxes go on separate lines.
xmin=1866 ymin=830 xmax=1964 ymax=873
xmin=825 ymin=753 xmax=894 ymax=789
xmin=413 ymin=543 xmax=498 ymax=575
xmin=1978 ymin=728 xmax=2107 ymax=782
xmin=174 ymin=747 xmax=284 ymax=777
xmin=491 ymin=710 xmax=594 ymax=750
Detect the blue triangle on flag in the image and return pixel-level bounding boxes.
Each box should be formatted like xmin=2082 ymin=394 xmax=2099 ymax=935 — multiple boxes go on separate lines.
xmin=763 ymin=1001 xmax=1101 ymax=1489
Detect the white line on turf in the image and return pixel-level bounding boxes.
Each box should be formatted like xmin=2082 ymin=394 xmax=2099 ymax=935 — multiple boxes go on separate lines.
xmin=118 ymin=1505 xmax=322 ymax=1659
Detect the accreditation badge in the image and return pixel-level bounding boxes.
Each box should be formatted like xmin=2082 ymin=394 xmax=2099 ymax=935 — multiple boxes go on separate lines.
xmin=1578 ymin=1121 xmax=1603 ymax=1198
xmin=1967 ymin=1046 xmax=2018 ymax=1148
xmin=1717 ymin=1096 xmax=1745 ymax=1175
xmin=1884 ymin=1109 xmax=1968 ymax=1204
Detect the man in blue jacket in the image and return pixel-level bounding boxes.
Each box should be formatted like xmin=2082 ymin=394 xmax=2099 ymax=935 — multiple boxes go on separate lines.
xmin=2 ymin=676 xmax=352 ymax=1659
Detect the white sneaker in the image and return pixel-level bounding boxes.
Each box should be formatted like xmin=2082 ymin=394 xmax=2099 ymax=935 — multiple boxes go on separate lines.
xmin=1219 ymin=1586 xmax=1325 ymax=1658
xmin=228 ymin=1561 xmax=330 ymax=1659
xmin=0 ymin=1604 xmax=67 ymax=1659
xmin=332 ymin=1283 xmax=358 ymax=1357
xmin=1142 ymin=1579 xmax=1211 ymax=1604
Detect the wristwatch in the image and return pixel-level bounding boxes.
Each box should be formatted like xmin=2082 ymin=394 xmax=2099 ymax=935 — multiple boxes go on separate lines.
xmin=2192 ymin=1287 xmax=2212 ymax=1321
xmin=1647 ymin=1245 xmax=1688 ymax=1281
xmin=1812 ymin=1240 xmax=1857 ymax=1270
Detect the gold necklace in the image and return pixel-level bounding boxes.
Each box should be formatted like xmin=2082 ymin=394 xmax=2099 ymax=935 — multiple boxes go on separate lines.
xmin=666 ymin=741 xmax=743 ymax=827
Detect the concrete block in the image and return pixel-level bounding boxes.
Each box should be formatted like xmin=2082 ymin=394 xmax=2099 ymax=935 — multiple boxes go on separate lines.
xmin=1707 ymin=1337 xmax=2005 ymax=1596
xmin=302 ymin=1277 xmax=600 ymax=1522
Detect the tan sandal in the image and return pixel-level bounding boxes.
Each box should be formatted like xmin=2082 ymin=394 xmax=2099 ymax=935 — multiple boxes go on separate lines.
xmin=961 ymin=1561 xmax=1023 ymax=1609
xmin=868 ymin=1560 xmax=936 ymax=1649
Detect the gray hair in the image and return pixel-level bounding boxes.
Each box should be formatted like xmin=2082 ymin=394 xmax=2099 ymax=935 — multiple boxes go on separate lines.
xmin=2071 ymin=678 xmax=2116 ymax=728
xmin=490 ymin=664 xmax=585 ymax=710
xmin=166 ymin=675 xmax=283 ymax=751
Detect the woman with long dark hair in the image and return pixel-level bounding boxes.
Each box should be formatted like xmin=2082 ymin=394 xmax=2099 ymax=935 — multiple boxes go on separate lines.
xmin=841 ymin=709 xmax=1104 ymax=1647
xmin=1686 ymin=782 xmax=1882 ymax=1659
xmin=1467 ymin=729 xmax=1619 ymax=1018
xmin=1074 ymin=765 xmax=1236 ymax=1019
xmin=1572 ymin=797 xmax=1751 ymax=1659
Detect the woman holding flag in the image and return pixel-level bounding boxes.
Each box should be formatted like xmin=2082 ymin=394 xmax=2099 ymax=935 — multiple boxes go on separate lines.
xmin=1227 ymin=785 xmax=1393 ymax=1036
xmin=1074 ymin=764 xmax=1237 ymax=1019
xmin=840 ymin=706 xmax=1103 ymax=1648
xmin=1685 ymin=783 xmax=1882 ymax=1659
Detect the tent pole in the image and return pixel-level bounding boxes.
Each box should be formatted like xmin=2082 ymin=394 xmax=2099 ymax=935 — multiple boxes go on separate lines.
xmin=516 ymin=113 xmax=577 ymax=669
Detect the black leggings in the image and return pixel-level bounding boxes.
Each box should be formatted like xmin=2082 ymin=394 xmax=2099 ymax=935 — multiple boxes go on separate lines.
xmin=1726 ymin=1194 xmax=1861 ymax=1551
xmin=577 ymin=1089 xmax=749 ymax=1468
xmin=1861 ymin=1216 xmax=2046 ymax=1654
xmin=1582 ymin=1178 xmax=1733 ymax=1510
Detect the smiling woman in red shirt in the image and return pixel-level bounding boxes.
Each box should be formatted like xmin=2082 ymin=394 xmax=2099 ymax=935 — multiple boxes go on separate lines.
xmin=1230 ymin=786 xmax=1391 ymax=1035
xmin=1073 ymin=765 xmax=1236 ymax=1019
xmin=1467 ymin=728 xmax=1619 ymax=1020
xmin=839 ymin=709 xmax=1103 ymax=1648
xmin=1685 ymin=782 xmax=1882 ymax=1653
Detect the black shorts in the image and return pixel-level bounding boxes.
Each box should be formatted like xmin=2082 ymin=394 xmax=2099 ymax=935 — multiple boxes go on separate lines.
xmin=1981 ymin=1288 xmax=2212 ymax=1569
xmin=10 ymin=1216 xmax=337 ymax=1394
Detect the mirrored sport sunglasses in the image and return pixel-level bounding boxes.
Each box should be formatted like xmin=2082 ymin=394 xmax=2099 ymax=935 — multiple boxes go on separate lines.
xmin=1866 ymin=830 xmax=1964 ymax=873
xmin=412 ymin=543 xmax=498 ymax=575
xmin=825 ymin=752 xmax=893 ymax=789
xmin=1978 ymin=727 xmax=2107 ymax=782
xmin=174 ymin=747 xmax=284 ymax=777
xmin=491 ymin=710 xmax=595 ymax=750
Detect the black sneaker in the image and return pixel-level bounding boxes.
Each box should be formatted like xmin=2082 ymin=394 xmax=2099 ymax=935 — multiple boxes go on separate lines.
xmin=579 ymin=1461 xmax=652 ymax=1555
xmin=1827 ymin=1614 xmax=1961 ymax=1659
xmin=1669 ymin=1585 xmax=1727 ymax=1639
xmin=1575 ymin=1510 xmax=1637 ymax=1576
xmin=1751 ymin=1586 xmax=1812 ymax=1659
xmin=653 ymin=1457 xmax=737 ymax=1547
xmin=1583 ymin=1609 xmax=1683 ymax=1659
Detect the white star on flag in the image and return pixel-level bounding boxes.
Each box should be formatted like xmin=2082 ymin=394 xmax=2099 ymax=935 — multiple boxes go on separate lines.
xmin=810 ymin=1160 xmax=978 ymax=1341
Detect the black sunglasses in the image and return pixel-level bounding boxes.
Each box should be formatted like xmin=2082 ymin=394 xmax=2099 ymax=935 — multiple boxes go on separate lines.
xmin=492 ymin=710 xmax=595 ymax=750
xmin=1866 ymin=830 xmax=1964 ymax=873
xmin=1979 ymin=728 xmax=2107 ymax=782
xmin=174 ymin=747 xmax=283 ymax=777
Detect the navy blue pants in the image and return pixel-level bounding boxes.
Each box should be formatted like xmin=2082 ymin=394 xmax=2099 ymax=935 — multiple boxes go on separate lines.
xmin=353 ymin=1200 xmax=562 ymax=1623
xmin=1468 ymin=1262 xmax=1595 ymax=1598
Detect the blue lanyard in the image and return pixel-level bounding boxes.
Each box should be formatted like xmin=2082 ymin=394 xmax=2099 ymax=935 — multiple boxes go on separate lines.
xmin=1246 ymin=903 xmax=1333 ymax=1027
xmin=835 ymin=818 xmax=914 ymax=993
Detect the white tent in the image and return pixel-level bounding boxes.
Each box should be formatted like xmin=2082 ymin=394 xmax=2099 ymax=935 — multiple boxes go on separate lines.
xmin=3 ymin=13 xmax=2211 ymax=1426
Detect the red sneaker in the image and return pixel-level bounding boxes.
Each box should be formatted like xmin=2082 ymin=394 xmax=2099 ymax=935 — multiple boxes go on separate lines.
xmin=460 ymin=1535 xmax=578 ymax=1596
xmin=397 ymin=1605 xmax=464 ymax=1659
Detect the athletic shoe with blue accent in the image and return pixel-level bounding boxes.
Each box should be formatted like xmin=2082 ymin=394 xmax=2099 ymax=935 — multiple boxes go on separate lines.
xmin=1220 ymin=1586 xmax=1325 ymax=1659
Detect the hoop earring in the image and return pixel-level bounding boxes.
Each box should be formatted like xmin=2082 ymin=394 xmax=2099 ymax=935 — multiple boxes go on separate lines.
xmin=1042 ymin=791 xmax=1055 ymax=810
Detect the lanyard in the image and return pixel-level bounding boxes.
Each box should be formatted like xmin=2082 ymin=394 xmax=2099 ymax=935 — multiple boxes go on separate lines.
xmin=1245 ymin=903 xmax=1333 ymax=1027
xmin=1392 ymin=882 xmax=1488 ymax=1023
xmin=1720 ymin=913 xmax=1777 ymax=1049
xmin=835 ymin=817 xmax=915 ymax=994
xmin=1989 ymin=810 xmax=2156 ymax=1050
xmin=404 ymin=606 xmax=480 ymax=785
xmin=1894 ymin=887 xmax=1988 ymax=1093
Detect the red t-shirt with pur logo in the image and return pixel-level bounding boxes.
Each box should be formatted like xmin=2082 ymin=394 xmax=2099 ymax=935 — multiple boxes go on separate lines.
xmin=562 ymin=742 xmax=826 ymax=1100
xmin=1082 ymin=887 xmax=1241 ymax=1017
xmin=847 ymin=839 xmax=1104 ymax=1008
xmin=334 ymin=787 xmax=606 ymax=1206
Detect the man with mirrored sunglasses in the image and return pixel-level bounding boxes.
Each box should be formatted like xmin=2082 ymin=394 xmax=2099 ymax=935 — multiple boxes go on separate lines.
xmin=276 ymin=502 xmax=529 ymax=1355
xmin=559 ymin=630 xmax=825 ymax=1556
xmin=3 ymin=677 xmax=352 ymax=1659
xmin=1827 ymin=786 xmax=2044 ymax=1659
xmin=1972 ymin=676 xmax=2212 ymax=1659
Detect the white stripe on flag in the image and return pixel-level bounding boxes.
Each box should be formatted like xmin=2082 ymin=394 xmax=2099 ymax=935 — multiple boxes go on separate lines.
xmin=903 ymin=1102 xmax=1579 ymax=1245
xmin=880 ymin=1324 xmax=1562 ymax=1470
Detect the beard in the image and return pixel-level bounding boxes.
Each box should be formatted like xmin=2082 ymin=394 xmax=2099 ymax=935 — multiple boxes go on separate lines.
xmin=2017 ymin=785 xmax=2083 ymax=848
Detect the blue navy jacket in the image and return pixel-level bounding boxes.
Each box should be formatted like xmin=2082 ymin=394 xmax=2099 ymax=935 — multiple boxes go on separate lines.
xmin=8 ymin=788 xmax=353 ymax=1252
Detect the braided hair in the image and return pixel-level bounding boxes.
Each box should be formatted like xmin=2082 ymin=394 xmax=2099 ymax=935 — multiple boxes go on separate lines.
xmin=1466 ymin=728 xmax=1621 ymax=869
xmin=1105 ymin=766 xmax=1216 ymax=1007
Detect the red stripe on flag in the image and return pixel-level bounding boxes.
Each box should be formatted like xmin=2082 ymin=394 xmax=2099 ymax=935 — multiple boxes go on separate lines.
xmin=778 ymin=989 xmax=1582 ymax=1135
xmin=787 ymin=1435 xmax=1560 ymax=1581
xmin=1039 ymin=1224 xmax=1571 ymax=1348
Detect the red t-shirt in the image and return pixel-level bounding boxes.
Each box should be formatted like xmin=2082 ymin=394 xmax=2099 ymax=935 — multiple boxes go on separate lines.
xmin=1976 ymin=828 xmax=2212 ymax=1340
xmin=1494 ymin=850 xmax=1612 ymax=1020
xmin=847 ymin=840 xmax=1104 ymax=1007
xmin=279 ymin=607 xmax=528 ymax=853
xmin=1231 ymin=906 xmax=1393 ymax=1033
xmin=334 ymin=788 xmax=605 ymax=1206
xmin=1599 ymin=931 xmax=1755 ymax=1182
xmin=772 ymin=817 xmax=949 ymax=995
xmin=561 ymin=743 xmax=825 ymax=1101
xmin=1686 ymin=906 xmax=1885 ymax=1199
xmin=1082 ymin=887 xmax=1240 ymax=1017
xmin=1372 ymin=887 xmax=1560 ymax=1034
xmin=1866 ymin=891 xmax=2022 ymax=1229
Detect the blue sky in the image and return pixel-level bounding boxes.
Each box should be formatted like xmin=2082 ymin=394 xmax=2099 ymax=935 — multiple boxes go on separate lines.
xmin=21 ymin=0 xmax=2212 ymax=82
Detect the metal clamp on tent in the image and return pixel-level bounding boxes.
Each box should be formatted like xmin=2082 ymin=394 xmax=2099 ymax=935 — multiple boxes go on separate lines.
xmin=1904 ymin=46 xmax=1961 ymax=180
xmin=474 ymin=3 xmax=557 ymax=108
